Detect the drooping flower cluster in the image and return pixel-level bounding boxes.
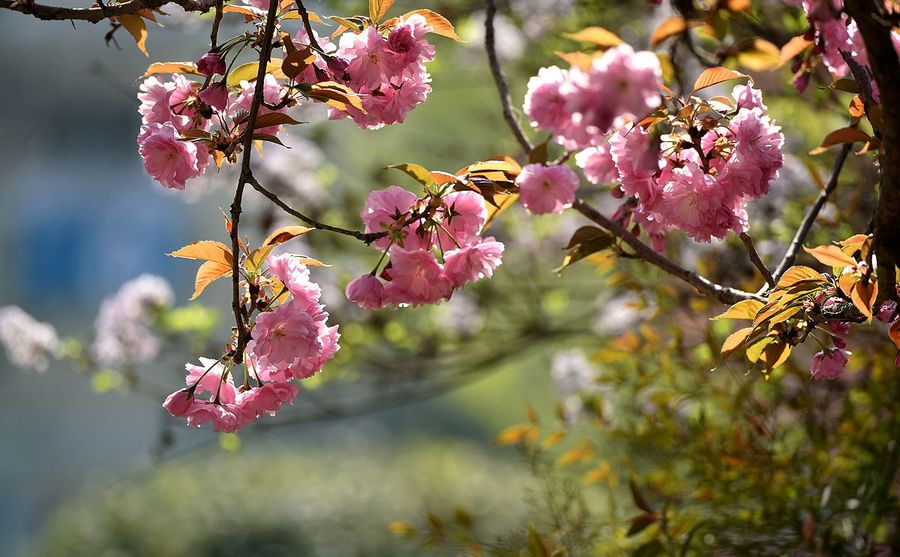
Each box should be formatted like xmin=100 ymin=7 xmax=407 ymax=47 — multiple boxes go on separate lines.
xmin=580 ymin=84 xmax=784 ymax=245
xmin=92 ymin=275 xmax=174 ymax=367
xmin=327 ymin=14 xmax=436 ymax=129
xmin=523 ymin=44 xmax=662 ymax=150
xmin=787 ymin=0 xmax=900 ymax=98
xmin=346 ymin=186 xmax=504 ymax=309
xmin=516 ymin=164 xmax=580 ymax=215
xmin=0 ymin=306 xmax=59 ymax=373
xmin=164 ymin=254 xmax=339 ymax=432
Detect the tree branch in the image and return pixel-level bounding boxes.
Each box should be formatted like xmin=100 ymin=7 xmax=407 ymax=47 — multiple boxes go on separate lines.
xmin=572 ymin=199 xmax=764 ymax=305
xmin=246 ymin=175 xmax=384 ymax=244
xmin=740 ymin=232 xmax=774 ymax=287
xmin=0 ymin=0 xmax=213 ymax=23
xmin=768 ymin=143 xmax=851 ymax=287
xmin=843 ymin=1 xmax=900 ymax=303
xmin=229 ymin=0 xmax=279 ymax=364
xmin=484 ymin=0 xmax=532 ymax=154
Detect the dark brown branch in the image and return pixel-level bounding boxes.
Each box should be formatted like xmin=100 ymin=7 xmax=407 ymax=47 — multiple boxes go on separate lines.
xmin=573 ymin=199 xmax=764 ymax=305
xmin=740 ymin=232 xmax=775 ymax=287
xmin=246 ymin=175 xmax=384 ymax=244
xmin=769 ymin=143 xmax=851 ymax=287
xmin=0 ymin=0 xmax=213 ymax=23
xmin=229 ymin=0 xmax=279 ymax=364
xmin=843 ymin=1 xmax=900 ymax=303
xmin=484 ymin=0 xmax=532 ymax=154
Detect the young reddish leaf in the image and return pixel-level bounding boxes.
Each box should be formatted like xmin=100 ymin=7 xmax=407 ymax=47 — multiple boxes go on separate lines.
xmin=627 ymin=513 xmax=660 ymax=537
xmin=262 ymin=225 xmax=314 ymax=247
xmin=711 ymin=299 xmax=764 ymax=321
xmin=494 ymin=424 xmax=537 ymax=446
xmin=733 ymin=39 xmax=780 ymax=71
xmin=839 ymin=233 xmax=870 ymax=255
xmin=466 ymin=159 xmax=521 ymax=175
xmin=629 ymin=479 xmax=655 ymax=513
xmin=889 ymin=320 xmax=900 ymax=349
xmin=251 ymin=112 xmax=303 ymax=130
xmin=143 ymin=61 xmax=201 ymax=76
xmin=779 ymin=35 xmax=813 ymax=66
xmin=369 ymin=0 xmax=394 ymax=22
xmin=746 ymin=334 xmax=776 ymax=363
xmin=429 ymin=171 xmax=460 ymax=187
xmin=838 ymin=272 xmax=858 ymax=297
xmin=191 ymin=261 xmax=232 ymax=300
xmin=721 ymin=326 xmax=753 ymax=356
xmin=768 ymin=305 xmax=804 ymax=326
xmin=650 ymin=16 xmax=689 ymax=48
xmin=561 ymin=26 xmax=623 ymax=47
xmin=554 ymin=50 xmax=595 ymax=69
xmin=402 ymin=9 xmax=463 ymax=42
xmin=296 ymin=256 xmax=329 ymax=267
xmin=541 ymin=430 xmax=566 ymax=450
xmin=761 ymin=340 xmax=792 ymax=371
xmin=168 ymin=241 xmax=232 ymax=265
xmin=119 ymin=14 xmax=149 ymax=57
xmin=691 ymin=67 xmax=750 ymax=94
xmin=557 ymin=442 xmax=595 ymax=466
xmin=775 ymin=266 xmax=824 ymax=289
xmin=528 ymin=141 xmax=549 ymax=165
xmin=554 ymin=228 xmax=615 ymax=273
xmin=809 ymin=127 xmax=874 ymax=155
xmin=222 ymin=4 xmax=260 ymax=17
xmin=308 ymin=81 xmax=365 ymax=112
xmin=849 ymin=96 xmax=865 ymax=118
xmin=282 ymin=48 xmax=316 ymax=80
xmin=803 ymin=245 xmax=858 ymax=268
xmin=850 ymin=279 xmax=877 ymax=320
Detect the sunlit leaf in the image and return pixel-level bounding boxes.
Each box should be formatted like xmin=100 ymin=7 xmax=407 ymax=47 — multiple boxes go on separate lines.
xmin=721 ymin=326 xmax=753 ymax=356
xmin=809 ymin=127 xmax=874 ymax=155
xmin=803 ymin=244 xmax=858 ymax=268
xmin=387 ymin=163 xmax=434 ymax=188
xmin=119 ymin=14 xmax=149 ymax=56
xmin=168 ymin=240 xmax=232 ymax=265
xmin=401 ymin=9 xmax=463 ymax=42
xmin=143 ymin=61 xmax=201 ymax=76
xmin=494 ymin=424 xmax=537 ymax=446
xmin=262 ymin=225 xmax=314 ymax=247
xmin=850 ymin=278 xmax=877 ymax=320
xmin=775 ymin=266 xmax=823 ymax=289
xmin=562 ymin=26 xmax=623 ymax=47
xmin=650 ymin=16 xmax=689 ymax=48
xmin=711 ymin=299 xmax=764 ymax=320
xmin=889 ymin=320 xmax=900 ymax=349
xmin=691 ymin=67 xmax=750 ymax=94
xmin=557 ymin=442 xmax=594 ymax=466
xmin=227 ymin=60 xmax=284 ymax=87
xmin=779 ymin=35 xmax=813 ymax=66
xmin=308 ymin=81 xmax=365 ymax=112
xmin=369 ymin=0 xmax=394 ymax=22
xmin=734 ymin=39 xmax=780 ymax=71
xmin=191 ymin=261 xmax=232 ymax=300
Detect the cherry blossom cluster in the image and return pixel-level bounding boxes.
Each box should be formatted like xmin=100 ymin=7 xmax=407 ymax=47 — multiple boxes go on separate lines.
xmin=523 ymin=44 xmax=662 ymax=151
xmin=585 ymin=84 xmax=783 ymax=247
xmin=92 ymin=274 xmax=174 ymax=366
xmin=327 ymin=14 xmax=436 ymax=129
xmin=163 ymin=254 xmax=339 ymax=432
xmin=345 ymin=186 xmax=504 ymax=309
xmin=786 ymin=0 xmax=900 ymax=97
xmin=0 ymin=306 xmax=59 ymax=373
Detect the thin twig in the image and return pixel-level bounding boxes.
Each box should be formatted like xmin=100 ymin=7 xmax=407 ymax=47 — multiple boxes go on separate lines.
xmin=0 ymin=0 xmax=214 ymax=22
xmin=484 ymin=0 xmax=532 ymax=154
xmin=740 ymin=232 xmax=775 ymax=287
xmin=768 ymin=143 xmax=852 ymax=287
xmin=572 ymin=199 xmax=764 ymax=304
xmin=209 ymin=0 xmax=223 ymax=49
xmin=229 ymin=0 xmax=280 ymax=364
xmin=246 ymin=175 xmax=384 ymax=244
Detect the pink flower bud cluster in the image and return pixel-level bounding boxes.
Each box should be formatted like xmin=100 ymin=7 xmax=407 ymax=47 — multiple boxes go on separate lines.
xmin=346 ymin=186 xmax=504 ymax=309
xmin=523 ymin=45 xmax=662 ymax=150
xmin=327 ymin=14 xmax=436 ymax=129
xmin=788 ymin=0 xmax=900 ymax=98
xmin=579 ymin=84 xmax=784 ymax=245
xmin=137 ymin=71 xmax=289 ymax=189
xmin=163 ymin=254 xmax=339 ymax=432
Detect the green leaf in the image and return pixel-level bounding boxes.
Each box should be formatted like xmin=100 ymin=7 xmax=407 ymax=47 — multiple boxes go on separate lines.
xmin=387 ymin=163 xmax=435 ymax=189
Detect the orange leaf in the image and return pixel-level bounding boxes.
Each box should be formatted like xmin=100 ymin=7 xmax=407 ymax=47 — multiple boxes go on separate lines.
xmin=494 ymin=424 xmax=537 ymax=446
xmin=143 ymin=61 xmax=201 ymax=76
xmin=775 ymin=266 xmax=824 ymax=289
xmin=119 ymin=14 xmax=149 ymax=57
xmin=554 ymin=50 xmax=595 ymax=69
xmin=711 ymin=299 xmax=764 ymax=321
xmin=691 ymin=67 xmax=750 ymax=94
xmin=262 ymin=225 xmax=314 ymax=247
xmin=889 ymin=320 xmax=900 ymax=349
xmin=779 ymin=35 xmax=813 ymax=66
xmin=850 ymin=279 xmax=877 ymax=320
xmin=402 ymin=9 xmax=463 ymax=42
xmin=369 ymin=0 xmax=395 ymax=22
xmin=168 ymin=241 xmax=232 ymax=266
xmin=562 ymin=26 xmax=623 ymax=47
xmin=849 ymin=95 xmax=865 ymax=118
xmin=721 ymin=326 xmax=753 ymax=356
xmin=651 ymin=16 xmax=690 ymax=48
xmin=810 ymin=127 xmax=874 ymax=155
xmin=803 ymin=245 xmax=858 ymax=268
xmin=838 ymin=272 xmax=858 ymax=297
xmin=191 ymin=261 xmax=232 ymax=300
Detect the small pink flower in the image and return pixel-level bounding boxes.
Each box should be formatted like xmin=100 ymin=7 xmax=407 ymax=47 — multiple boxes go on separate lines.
xmin=266 ymin=254 xmax=322 ymax=311
xmin=252 ymin=300 xmax=323 ymax=367
xmin=197 ymin=52 xmax=226 ymax=76
xmin=810 ymin=348 xmax=850 ymax=381
xmin=523 ymin=66 xmax=569 ymax=136
xmin=346 ymin=274 xmax=386 ymax=310
xmin=575 ymin=143 xmax=617 ymax=185
xmin=443 ymin=237 xmax=505 ymax=287
xmin=383 ymin=247 xmax=452 ymax=306
xmin=360 ymin=186 xmax=420 ymax=249
xmin=185 ymin=357 xmax=236 ymax=403
xmin=199 ymin=83 xmax=228 ymax=111
xmin=163 ymin=389 xmax=194 ymax=417
xmin=137 ymin=122 xmax=208 ymax=190
xmin=288 ymin=323 xmax=340 ymax=379
xmin=435 ymin=191 xmax=487 ymax=248
xmin=516 ymin=164 xmax=580 ymax=215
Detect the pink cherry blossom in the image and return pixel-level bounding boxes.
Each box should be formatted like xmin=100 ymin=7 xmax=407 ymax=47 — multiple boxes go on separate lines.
xmin=199 ymin=82 xmax=228 ymax=111
xmin=137 ymin=122 xmax=209 ymax=189
xmin=346 ymin=274 xmax=386 ymax=310
xmin=252 ymin=300 xmax=323 ymax=367
xmin=434 ymin=191 xmax=488 ymax=248
xmin=163 ymin=389 xmax=194 ymax=417
xmin=288 ymin=323 xmax=340 ymax=379
xmin=516 ymin=164 xmax=580 ymax=215
xmin=266 ymin=254 xmax=322 ymax=311
xmin=229 ymin=74 xmax=287 ymax=136
xmin=443 ymin=237 xmax=505 ymax=287
xmin=658 ymin=161 xmax=744 ymax=242
xmin=575 ymin=142 xmax=617 ymax=185
xmin=523 ymin=66 xmax=569 ymax=135
xmin=361 ymin=185 xmax=420 ymax=249
xmin=185 ymin=357 xmax=237 ymax=404
xmin=810 ymin=348 xmax=851 ymax=381
xmin=383 ymin=246 xmax=453 ymax=306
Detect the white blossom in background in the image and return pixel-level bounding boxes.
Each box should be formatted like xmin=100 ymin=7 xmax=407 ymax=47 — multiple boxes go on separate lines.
xmin=0 ymin=306 xmax=59 ymax=372
xmin=91 ymin=275 xmax=174 ymax=366
xmin=435 ymin=291 xmax=485 ymax=335
xmin=552 ymin=348 xmax=603 ymax=424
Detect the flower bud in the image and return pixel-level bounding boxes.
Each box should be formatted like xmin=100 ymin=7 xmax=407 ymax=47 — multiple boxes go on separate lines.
xmin=199 ymin=83 xmax=228 ymax=111
xmin=197 ymin=52 xmax=226 ymax=76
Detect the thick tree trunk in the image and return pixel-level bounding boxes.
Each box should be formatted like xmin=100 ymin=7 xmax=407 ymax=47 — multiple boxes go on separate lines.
xmin=843 ymin=1 xmax=900 ymax=301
